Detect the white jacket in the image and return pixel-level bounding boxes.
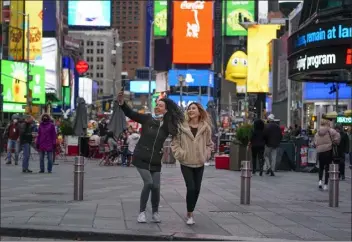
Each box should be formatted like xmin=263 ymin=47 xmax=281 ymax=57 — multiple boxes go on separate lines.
xmin=127 ymin=133 xmax=140 ymax=152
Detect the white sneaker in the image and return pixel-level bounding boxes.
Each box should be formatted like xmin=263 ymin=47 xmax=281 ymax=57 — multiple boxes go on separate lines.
xmin=186 ymin=216 xmax=195 ymax=225
xmin=152 ymin=212 xmax=161 ymax=223
xmin=323 ymin=185 xmax=328 ymax=191
xmin=318 ymin=180 xmax=322 ymax=189
xmin=137 ymin=212 xmax=147 ymax=223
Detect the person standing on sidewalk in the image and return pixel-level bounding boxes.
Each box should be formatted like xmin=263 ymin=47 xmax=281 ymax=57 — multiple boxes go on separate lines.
xmin=36 ymin=114 xmax=57 ymax=173
xmin=334 ymin=124 xmax=349 ymax=180
xmin=4 ymin=117 xmax=20 ymax=165
xmin=20 ymin=115 xmax=34 ymax=173
xmin=263 ymin=114 xmax=282 ymax=176
xmin=248 ymin=119 xmax=266 ymax=176
xmin=314 ymin=119 xmax=340 ymax=190
xmin=117 ymin=91 xmax=184 ymax=223
xmin=171 ymin=102 xmax=213 ymax=225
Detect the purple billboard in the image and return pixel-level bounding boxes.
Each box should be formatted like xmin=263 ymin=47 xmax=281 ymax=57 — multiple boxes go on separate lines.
xmin=43 ymin=0 xmax=56 ymax=32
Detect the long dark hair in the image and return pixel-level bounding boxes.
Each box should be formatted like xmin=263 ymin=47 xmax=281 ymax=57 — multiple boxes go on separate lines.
xmin=159 ymin=98 xmax=184 ymax=137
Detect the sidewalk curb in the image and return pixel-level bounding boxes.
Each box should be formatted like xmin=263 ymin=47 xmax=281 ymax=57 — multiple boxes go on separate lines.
xmin=0 ymin=225 xmax=244 ymax=241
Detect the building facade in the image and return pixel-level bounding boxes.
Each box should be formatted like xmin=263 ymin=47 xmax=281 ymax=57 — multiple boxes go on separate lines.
xmin=68 ymin=30 xmax=121 ymax=96
xmin=112 ymin=1 xmax=147 ymax=79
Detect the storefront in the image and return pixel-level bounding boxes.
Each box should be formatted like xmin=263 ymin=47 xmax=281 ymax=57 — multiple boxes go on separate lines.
xmin=288 ymin=18 xmax=352 ymax=128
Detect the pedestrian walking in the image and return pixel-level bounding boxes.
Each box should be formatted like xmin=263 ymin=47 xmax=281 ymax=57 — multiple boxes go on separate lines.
xmin=171 ymin=102 xmax=213 ymax=225
xmin=334 ymin=124 xmax=349 ymax=180
xmin=314 ymin=119 xmax=340 ymax=190
xmin=248 ymin=119 xmax=266 ymax=176
xmin=20 ymin=115 xmax=34 ymax=173
xmin=117 ymin=91 xmax=184 ymax=223
xmin=263 ymin=114 xmax=282 ymax=176
xmin=3 ymin=117 xmax=20 ymax=165
xmin=36 ymin=114 xmax=57 ymax=173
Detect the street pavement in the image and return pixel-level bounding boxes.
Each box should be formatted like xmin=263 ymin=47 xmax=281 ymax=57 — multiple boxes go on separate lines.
xmin=1 ymin=157 xmax=351 ymax=241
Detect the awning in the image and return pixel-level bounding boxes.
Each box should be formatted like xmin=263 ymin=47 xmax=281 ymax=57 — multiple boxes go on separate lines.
xmin=45 ymin=88 xmax=60 ymax=102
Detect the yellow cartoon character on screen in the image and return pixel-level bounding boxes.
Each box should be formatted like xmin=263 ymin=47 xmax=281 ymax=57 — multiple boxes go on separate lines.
xmin=225 ymin=51 xmax=247 ymax=93
xmin=11 ymin=62 xmax=27 ymax=103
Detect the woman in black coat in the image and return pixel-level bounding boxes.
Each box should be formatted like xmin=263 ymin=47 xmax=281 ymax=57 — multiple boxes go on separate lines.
xmin=248 ymin=119 xmax=266 ymax=176
xmin=117 ymin=91 xmax=184 ymax=224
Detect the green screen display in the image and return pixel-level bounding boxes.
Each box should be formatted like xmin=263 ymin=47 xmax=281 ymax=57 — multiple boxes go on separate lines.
xmin=1 ymin=60 xmax=46 ymax=104
xmin=3 ymin=103 xmax=25 ymax=113
xmin=223 ymin=1 xmax=255 ymax=36
xmin=154 ymin=0 xmax=167 ymax=36
xmin=336 ymin=116 xmax=352 ymax=124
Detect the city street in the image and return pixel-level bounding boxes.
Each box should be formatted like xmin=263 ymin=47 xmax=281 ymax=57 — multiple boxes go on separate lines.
xmin=1 ymin=158 xmax=351 ymax=241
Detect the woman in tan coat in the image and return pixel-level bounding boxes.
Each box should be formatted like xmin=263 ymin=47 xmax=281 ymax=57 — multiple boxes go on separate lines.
xmin=171 ymin=102 xmax=213 ymax=225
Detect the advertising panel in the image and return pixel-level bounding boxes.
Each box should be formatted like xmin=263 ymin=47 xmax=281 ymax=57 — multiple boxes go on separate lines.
xmin=223 ymin=1 xmax=255 ymax=36
xmin=168 ymin=95 xmax=213 ymax=109
xmin=68 ymin=1 xmax=111 ymax=27
xmin=288 ymin=19 xmax=352 ymax=57
xmin=168 ymin=69 xmax=214 ymax=87
xmin=1 ymin=60 xmax=45 ymax=104
xmin=79 ymin=77 xmax=92 ymax=105
xmin=225 ymin=50 xmax=247 ymax=93
xmin=130 ymin=81 xmax=156 ymax=93
xmin=33 ymin=38 xmax=58 ymax=90
xmin=3 ymin=103 xmax=26 ymax=113
xmin=92 ymin=81 xmax=99 ymax=102
xmin=172 ymin=1 xmax=213 ymax=64
xmin=8 ymin=0 xmax=24 ymax=61
xmin=43 ymin=0 xmax=56 ymax=32
xmin=247 ymin=24 xmax=280 ymax=93
xmin=24 ymin=0 xmax=43 ymax=60
xmin=154 ymin=0 xmax=167 ymax=36
xmin=289 ymin=45 xmax=352 ymax=78
xmin=303 ymin=83 xmax=351 ymax=100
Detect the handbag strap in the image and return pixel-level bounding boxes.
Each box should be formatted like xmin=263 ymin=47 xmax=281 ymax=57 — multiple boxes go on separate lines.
xmin=327 ymin=130 xmax=335 ymax=145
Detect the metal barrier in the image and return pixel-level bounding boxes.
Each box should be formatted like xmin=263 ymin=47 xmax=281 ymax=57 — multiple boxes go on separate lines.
xmin=73 ymin=156 xmax=85 ymax=201
xmin=240 ymin=160 xmax=251 ymax=205
xmin=328 ymin=163 xmax=339 ymax=207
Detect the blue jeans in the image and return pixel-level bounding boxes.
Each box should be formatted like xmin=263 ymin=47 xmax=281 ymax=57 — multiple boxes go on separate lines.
xmin=22 ymin=143 xmax=31 ymax=169
xmin=40 ymin=151 xmax=53 ymax=172
xmin=7 ymin=139 xmax=19 ymax=163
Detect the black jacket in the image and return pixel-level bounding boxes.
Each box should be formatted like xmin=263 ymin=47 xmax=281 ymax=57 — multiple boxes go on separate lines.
xmin=337 ymin=131 xmax=349 ymax=158
xmin=250 ymin=119 xmax=265 ymax=148
xmin=20 ymin=122 xmax=33 ymax=144
xmin=263 ymin=122 xmax=282 ymax=148
xmin=120 ymin=102 xmax=169 ymax=172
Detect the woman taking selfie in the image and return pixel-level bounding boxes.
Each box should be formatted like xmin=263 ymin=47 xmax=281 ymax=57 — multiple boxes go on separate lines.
xmin=117 ymin=91 xmax=184 ymax=223
xmin=171 ymin=102 xmax=213 ymax=225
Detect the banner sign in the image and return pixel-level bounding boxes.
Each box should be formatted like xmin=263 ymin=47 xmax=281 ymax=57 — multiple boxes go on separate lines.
xmin=24 ymin=0 xmax=43 ymax=60
xmin=168 ymin=69 xmax=214 ymax=87
xmin=154 ymin=0 xmax=167 ymax=36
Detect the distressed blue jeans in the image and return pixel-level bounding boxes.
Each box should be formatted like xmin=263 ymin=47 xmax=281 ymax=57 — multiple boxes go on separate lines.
xmin=40 ymin=151 xmax=53 ymax=172
xmin=7 ymin=139 xmax=19 ymax=163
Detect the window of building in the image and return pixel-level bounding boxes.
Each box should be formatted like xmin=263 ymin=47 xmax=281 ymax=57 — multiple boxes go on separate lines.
xmin=318 ymin=0 xmax=343 ymax=10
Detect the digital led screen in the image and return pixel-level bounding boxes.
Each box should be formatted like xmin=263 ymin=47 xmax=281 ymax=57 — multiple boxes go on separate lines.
xmin=168 ymin=70 xmax=214 ymax=87
xmin=303 ymin=83 xmax=351 ymax=100
xmin=130 ymin=81 xmax=156 ymax=93
xmin=168 ymin=95 xmax=214 ymax=109
xmin=68 ymin=1 xmax=111 ymax=27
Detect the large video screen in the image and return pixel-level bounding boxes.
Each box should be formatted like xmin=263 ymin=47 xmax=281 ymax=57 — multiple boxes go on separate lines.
xmin=68 ymin=1 xmax=111 ymax=27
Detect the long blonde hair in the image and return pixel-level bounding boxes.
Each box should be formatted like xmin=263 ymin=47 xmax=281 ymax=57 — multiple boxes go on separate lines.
xmin=186 ymin=102 xmax=212 ymax=127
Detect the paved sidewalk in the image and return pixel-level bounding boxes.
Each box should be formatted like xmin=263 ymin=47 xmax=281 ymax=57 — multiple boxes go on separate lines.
xmin=1 ymin=159 xmax=351 ymax=241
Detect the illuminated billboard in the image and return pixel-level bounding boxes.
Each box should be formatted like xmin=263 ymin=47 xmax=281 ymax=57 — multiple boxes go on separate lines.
xmin=8 ymin=0 xmax=24 ymax=61
xmin=172 ymin=1 xmax=213 ymax=64
xmin=25 ymin=0 xmax=43 ymax=60
xmin=168 ymin=69 xmax=214 ymax=87
xmin=154 ymin=0 xmax=168 ymax=36
xmin=68 ymin=1 xmax=111 ymax=27
xmin=223 ymin=1 xmax=255 ymax=36
xmin=247 ymin=25 xmax=280 ymax=93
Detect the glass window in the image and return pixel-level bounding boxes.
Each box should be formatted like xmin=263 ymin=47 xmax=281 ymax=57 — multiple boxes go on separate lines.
xmin=318 ymin=0 xmax=343 ymax=10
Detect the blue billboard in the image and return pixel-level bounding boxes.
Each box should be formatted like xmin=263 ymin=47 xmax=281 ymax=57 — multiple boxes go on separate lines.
xmin=168 ymin=95 xmax=214 ymax=109
xmin=68 ymin=1 xmax=111 ymax=27
xmin=168 ymin=70 xmax=214 ymax=87
xmin=303 ymin=83 xmax=351 ymax=100
xmin=130 ymin=81 xmax=156 ymax=93
xmin=43 ymin=0 xmax=56 ymax=32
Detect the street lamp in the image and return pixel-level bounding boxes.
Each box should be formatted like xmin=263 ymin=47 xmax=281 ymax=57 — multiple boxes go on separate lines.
xmin=17 ymin=11 xmax=31 ymax=114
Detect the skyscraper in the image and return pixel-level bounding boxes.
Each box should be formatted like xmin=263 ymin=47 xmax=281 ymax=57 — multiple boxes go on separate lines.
xmin=112 ymin=1 xmax=147 ymax=78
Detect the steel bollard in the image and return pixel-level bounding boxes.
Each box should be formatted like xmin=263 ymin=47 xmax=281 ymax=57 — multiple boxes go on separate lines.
xmin=240 ymin=160 xmax=251 ymax=205
xmin=73 ymin=156 xmax=85 ymax=201
xmin=328 ymin=163 xmax=339 ymax=207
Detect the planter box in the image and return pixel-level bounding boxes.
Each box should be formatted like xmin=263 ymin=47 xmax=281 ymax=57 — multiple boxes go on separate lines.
xmin=229 ymin=143 xmax=251 ymax=171
xmin=215 ymin=155 xmax=230 ymax=170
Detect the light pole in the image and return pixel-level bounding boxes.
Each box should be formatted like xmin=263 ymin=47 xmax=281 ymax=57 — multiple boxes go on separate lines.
xmin=148 ymin=21 xmax=154 ymax=111
xmin=178 ymin=74 xmax=185 ymax=110
xmin=17 ymin=11 xmax=31 ymax=114
xmin=113 ymin=40 xmax=141 ymax=99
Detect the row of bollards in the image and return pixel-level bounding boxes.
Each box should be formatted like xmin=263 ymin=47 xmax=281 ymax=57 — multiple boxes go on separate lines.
xmin=240 ymin=161 xmax=340 ymax=207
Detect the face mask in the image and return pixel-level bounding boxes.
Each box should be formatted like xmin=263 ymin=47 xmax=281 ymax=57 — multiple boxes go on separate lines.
xmin=153 ymin=114 xmax=164 ymax=119
xmin=13 ymin=119 xmax=18 ymax=123
xmin=43 ymin=117 xmax=48 ymax=122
